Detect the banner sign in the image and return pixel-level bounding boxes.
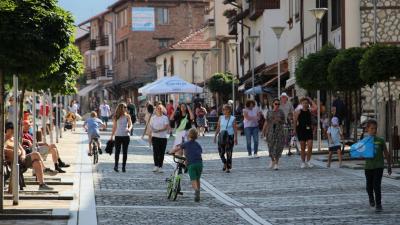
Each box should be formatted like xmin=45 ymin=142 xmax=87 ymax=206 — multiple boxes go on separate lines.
xmin=132 ymin=7 xmax=155 ymax=31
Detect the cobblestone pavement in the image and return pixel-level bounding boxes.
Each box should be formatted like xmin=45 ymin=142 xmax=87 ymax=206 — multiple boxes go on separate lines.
xmin=92 ymin=125 xmax=400 ymax=225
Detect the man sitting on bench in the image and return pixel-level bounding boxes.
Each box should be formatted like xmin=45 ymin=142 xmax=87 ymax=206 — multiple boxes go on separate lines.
xmin=4 ymin=122 xmax=53 ymax=190
xmin=22 ymin=120 xmax=70 ymax=173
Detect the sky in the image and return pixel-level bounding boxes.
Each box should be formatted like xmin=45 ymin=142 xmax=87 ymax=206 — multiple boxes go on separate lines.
xmin=58 ymin=0 xmax=117 ymax=25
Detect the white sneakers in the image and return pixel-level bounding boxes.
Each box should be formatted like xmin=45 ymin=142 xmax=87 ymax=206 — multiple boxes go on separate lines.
xmin=152 ymin=167 xmax=164 ymax=173
xmin=301 ymin=161 xmax=313 ymax=168
xmin=273 ymin=164 xmax=279 ymax=170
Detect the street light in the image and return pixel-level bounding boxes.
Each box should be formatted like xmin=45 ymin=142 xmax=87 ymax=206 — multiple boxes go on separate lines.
xmin=247 ymin=35 xmax=259 ymax=99
xmin=200 ymin=52 xmax=209 ymax=103
xmin=309 ymin=8 xmax=327 ymax=152
xmin=229 ymin=42 xmax=239 ymax=116
xmin=271 ymin=26 xmax=285 ymax=97
xmin=210 ymin=48 xmax=221 ymax=110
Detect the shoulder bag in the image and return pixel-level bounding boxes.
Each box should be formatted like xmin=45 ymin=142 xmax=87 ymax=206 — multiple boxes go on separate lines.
xmin=218 ymin=116 xmax=231 ymax=147
xmin=350 ymin=136 xmax=375 ymax=159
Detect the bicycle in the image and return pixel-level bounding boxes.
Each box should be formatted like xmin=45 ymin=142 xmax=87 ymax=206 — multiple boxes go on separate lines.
xmin=90 ymin=137 xmax=100 ymax=164
xmin=166 ymin=153 xmax=186 ymax=201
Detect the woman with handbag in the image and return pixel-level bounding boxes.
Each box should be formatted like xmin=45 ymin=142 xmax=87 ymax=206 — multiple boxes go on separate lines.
xmin=214 ymin=104 xmax=238 ymax=173
xmin=170 ymin=103 xmax=194 ymax=154
xmin=262 ymin=98 xmax=285 ymax=170
xmin=110 ymin=103 xmax=133 ymax=172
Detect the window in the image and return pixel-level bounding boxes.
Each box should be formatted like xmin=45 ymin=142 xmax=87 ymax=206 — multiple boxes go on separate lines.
xmin=116 ymin=8 xmax=128 ymax=28
xmin=159 ymin=39 xmax=169 ymax=49
xmin=163 ymin=58 xmax=167 ymax=76
xmin=116 ymin=39 xmax=128 ymax=62
xmin=295 ymin=0 xmax=300 ymax=21
xmin=156 ymin=8 xmax=169 ymax=25
xmin=170 ymin=56 xmax=174 ymax=75
xmin=331 ymin=0 xmax=341 ymax=29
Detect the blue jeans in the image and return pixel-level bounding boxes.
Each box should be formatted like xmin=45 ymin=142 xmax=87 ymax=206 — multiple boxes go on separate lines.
xmin=245 ymin=127 xmax=259 ymax=155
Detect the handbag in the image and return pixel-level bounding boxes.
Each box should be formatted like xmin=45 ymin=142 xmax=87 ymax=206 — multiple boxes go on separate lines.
xmin=105 ymin=140 xmax=115 ymax=155
xmin=218 ymin=116 xmax=231 ymax=146
xmin=350 ymin=136 xmax=376 ymax=159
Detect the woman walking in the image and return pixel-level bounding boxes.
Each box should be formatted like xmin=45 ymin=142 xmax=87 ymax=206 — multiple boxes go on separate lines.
xmin=243 ymin=100 xmax=260 ymax=158
xmin=171 ymin=103 xmax=194 ymax=153
xmin=214 ymin=104 xmax=238 ymax=173
xmin=293 ymin=97 xmax=314 ymax=169
xmin=149 ymin=104 xmax=170 ymax=173
xmin=262 ymin=98 xmax=285 ymax=170
xmin=110 ymin=103 xmax=133 ymax=172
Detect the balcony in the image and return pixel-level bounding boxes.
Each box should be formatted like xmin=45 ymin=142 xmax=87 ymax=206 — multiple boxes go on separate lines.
xmin=89 ymin=40 xmax=96 ymax=50
xmin=96 ymin=65 xmax=113 ymax=80
xmin=85 ymin=68 xmax=97 ymax=84
xmin=228 ymin=17 xmax=237 ymax=35
xmin=249 ymin=0 xmax=280 ymax=20
xmin=95 ymin=36 xmax=109 ymax=51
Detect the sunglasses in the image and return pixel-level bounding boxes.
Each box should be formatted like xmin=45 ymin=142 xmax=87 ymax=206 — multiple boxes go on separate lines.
xmin=274 ymin=103 xmax=280 ymax=106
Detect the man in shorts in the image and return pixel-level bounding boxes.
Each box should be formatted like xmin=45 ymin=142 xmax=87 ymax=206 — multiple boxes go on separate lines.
xmin=99 ymin=100 xmax=111 ymax=130
xmin=4 ymin=122 xmax=53 ymax=190
xmin=84 ymin=111 xmax=106 ymax=156
xmin=22 ymin=120 xmax=69 ymax=173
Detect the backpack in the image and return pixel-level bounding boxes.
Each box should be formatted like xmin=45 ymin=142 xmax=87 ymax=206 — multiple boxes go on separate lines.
xmin=218 ymin=116 xmax=231 ymax=147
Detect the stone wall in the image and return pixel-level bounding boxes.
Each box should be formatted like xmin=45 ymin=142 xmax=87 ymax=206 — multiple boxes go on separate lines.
xmin=361 ymin=81 xmax=400 ymax=111
xmin=360 ymin=0 xmax=400 ymax=44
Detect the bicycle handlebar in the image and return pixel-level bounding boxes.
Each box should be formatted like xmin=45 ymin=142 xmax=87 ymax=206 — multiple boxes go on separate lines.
xmin=167 ymin=152 xmax=186 ymax=161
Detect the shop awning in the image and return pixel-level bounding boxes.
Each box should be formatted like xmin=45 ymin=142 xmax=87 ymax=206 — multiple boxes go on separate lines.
xmin=78 ymin=84 xmax=99 ymax=96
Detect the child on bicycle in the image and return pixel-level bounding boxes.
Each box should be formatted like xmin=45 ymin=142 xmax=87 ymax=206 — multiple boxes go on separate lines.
xmin=327 ymin=117 xmax=343 ymax=168
xmin=84 ymin=111 xmax=106 ymax=156
xmin=181 ymin=128 xmax=203 ymax=202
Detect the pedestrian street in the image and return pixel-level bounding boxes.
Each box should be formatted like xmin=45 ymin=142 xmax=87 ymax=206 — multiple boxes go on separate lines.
xmin=91 ymin=125 xmax=400 ymax=225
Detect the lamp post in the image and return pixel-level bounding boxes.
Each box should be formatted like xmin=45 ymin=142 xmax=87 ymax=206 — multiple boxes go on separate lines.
xmin=210 ymin=48 xmax=221 ymax=110
xmin=247 ymin=35 xmax=259 ymax=99
xmin=309 ymin=8 xmax=328 ymax=152
xmin=271 ymin=26 xmax=285 ymax=97
xmin=229 ymin=42 xmax=239 ymax=116
xmin=200 ymin=52 xmax=209 ymax=103
xmin=372 ymin=0 xmax=378 ymax=120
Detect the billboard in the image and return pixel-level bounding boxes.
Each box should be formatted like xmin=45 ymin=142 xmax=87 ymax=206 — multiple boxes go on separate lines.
xmin=132 ymin=7 xmax=155 ymax=31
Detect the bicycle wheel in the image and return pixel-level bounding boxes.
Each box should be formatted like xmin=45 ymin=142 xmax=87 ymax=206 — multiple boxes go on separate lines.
xmin=166 ymin=176 xmax=173 ymax=199
xmin=93 ymin=145 xmax=98 ymax=164
xmin=172 ymin=177 xmax=181 ymax=201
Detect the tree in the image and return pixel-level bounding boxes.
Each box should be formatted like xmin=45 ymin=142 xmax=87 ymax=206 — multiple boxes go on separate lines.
xmin=295 ymin=44 xmax=339 ymax=91
xmin=328 ymin=47 xmax=367 ymax=141
xmin=328 ymin=47 xmax=367 ymax=91
xmin=208 ymin=72 xmax=238 ymax=102
xmin=360 ymin=44 xmax=400 ymax=85
xmin=0 ymin=0 xmax=75 ymax=210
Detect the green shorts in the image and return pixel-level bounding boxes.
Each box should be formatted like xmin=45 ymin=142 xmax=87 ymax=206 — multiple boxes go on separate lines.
xmin=188 ymin=162 xmax=203 ymax=181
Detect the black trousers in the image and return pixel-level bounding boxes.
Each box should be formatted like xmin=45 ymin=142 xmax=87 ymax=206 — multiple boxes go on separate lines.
xmin=152 ymin=137 xmax=167 ymax=168
xmin=218 ymin=135 xmax=234 ymax=167
xmin=115 ymin=136 xmax=130 ymax=168
xmin=365 ymin=168 xmax=384 ymax=206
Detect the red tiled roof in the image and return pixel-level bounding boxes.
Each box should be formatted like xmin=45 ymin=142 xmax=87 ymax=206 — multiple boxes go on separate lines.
xmin=146 ymin=26 xmax=210 ymax=62
xmin=169 ymin=26 xmax=210 ymax=50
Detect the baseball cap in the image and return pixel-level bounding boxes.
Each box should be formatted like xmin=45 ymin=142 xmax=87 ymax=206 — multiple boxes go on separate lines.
xmin=281 ymin=92 xmax=289 ymax=98
xmin=331 ymin=117 xmax=339 ymax=126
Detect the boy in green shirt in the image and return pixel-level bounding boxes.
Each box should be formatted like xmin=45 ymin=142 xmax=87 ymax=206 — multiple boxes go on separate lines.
xmin=364 ymin=120 xmax=392 ymax=212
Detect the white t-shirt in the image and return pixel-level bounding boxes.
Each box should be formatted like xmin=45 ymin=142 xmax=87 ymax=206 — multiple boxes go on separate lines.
xmin=99 ymin=104 xmax=110 ymax=117
xmin=149 ymin=115 xmax=169 ymax=138
xmin=69 ymin=104 xmax=78 ymax=114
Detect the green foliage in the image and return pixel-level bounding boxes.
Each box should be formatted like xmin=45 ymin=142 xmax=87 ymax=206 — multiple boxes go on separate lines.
xmin=0 ymin=0 xmax=74 ymax=76
xmin=207 ymin=72 xmax=238 ymax=96
xmin=295 ymin=44 xmax=339 ymax=91
xmin=328 ymin=47 xmax=367 ymax=91
xmin=360 ymin=44 xmax=400 ymax=85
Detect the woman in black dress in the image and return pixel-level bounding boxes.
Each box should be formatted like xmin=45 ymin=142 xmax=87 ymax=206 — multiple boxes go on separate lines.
xmin=293 ymin=97 xmax=314 ymax=169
